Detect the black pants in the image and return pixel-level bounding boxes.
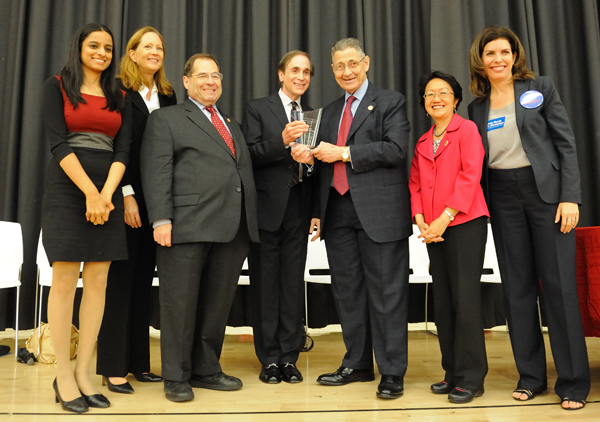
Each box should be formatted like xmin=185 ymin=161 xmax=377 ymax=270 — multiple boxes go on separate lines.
xmin=489 ymin=166 xmax=590 ymax=400
xmin=249 ymin=185 xmax=307 ymax=366
xmin=97 ymin=205 xmax=156 ymax=377
xmin=324 ymin=190 xmax=409 ymax=376
xmin=427 ymin=216 xmax=488 ymax=390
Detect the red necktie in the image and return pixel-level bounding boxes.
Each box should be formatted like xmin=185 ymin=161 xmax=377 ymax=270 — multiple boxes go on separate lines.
xmin=206 ymin=106 xmax=236 ymax=157
xmin=334 ymin=96 xmax=355 ymax=195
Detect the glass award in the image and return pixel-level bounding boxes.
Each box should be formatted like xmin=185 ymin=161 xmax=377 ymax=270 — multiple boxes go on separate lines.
xmin=291 ymin=108 xmax=322 ymax=150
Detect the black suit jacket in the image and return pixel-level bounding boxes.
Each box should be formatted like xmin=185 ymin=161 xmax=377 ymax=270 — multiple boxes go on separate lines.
xmin=140 ymin=98 xmax=259 ymax=244
xmin=317 ymin=82 xmax=412 ymax=243
xmin=242 ymin=93 xmax=315 ymax=231
xmin=120 ymin=84 xmax=177 ymax=210
xmin=468 ymin=76 xmax=582 ymax=205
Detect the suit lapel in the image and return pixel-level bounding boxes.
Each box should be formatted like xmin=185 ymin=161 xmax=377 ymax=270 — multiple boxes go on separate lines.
xmin=416 ymin=130 xmax=435 ymax=162
xmin=184 ymin=99 xmax=235 ymax=159
xmin=268 ymin=93 xmax=289 ymax=131
xmin=347 ymin=84 xmax=377 ymax=143
xmin=473 ymin=96 xmax=490 ymax=155
xmin=130 ymin=91 xmax=150 ymax=116
xmin=514 ymin=80 xmax=528 ymax=135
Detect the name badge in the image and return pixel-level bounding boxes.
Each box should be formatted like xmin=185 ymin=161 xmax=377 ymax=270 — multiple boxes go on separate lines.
xmin=520 ymin=90 xmax=544 ymax=109
xmin=487 ymin=117 xmax=505 ymax=132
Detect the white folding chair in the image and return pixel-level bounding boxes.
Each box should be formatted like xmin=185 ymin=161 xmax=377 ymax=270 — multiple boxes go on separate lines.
xmin=481 ymin=224 xmax=501 ymax=284
xmin=35 ymin=231 xmax=83 ymax=345
xmin=238 ymin=258 xmax=250 ymax=285
xmin=0 ymin=221 xmax=23 ymax=358
xmin=408 ymin=224 xmax=434 ymax=332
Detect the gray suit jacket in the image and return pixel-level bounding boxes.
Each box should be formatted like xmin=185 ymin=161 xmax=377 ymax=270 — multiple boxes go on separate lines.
xmin=140 ymin=98 xmax=259 ymax=244
xmin=468 ymin=76 xmax=582 ymax=205
xmin=317 ymin=82 xmax=412 ymax=243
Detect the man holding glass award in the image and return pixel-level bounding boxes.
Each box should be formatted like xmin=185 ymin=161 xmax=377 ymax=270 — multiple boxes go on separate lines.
xmin=291 ymin=38 xmax=412 ymax=400
xmin=242 ymin=50 xmax=320 ymax=385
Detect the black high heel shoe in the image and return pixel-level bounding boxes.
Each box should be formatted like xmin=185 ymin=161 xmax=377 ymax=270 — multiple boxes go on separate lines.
xmin=53 ymin=378 xmax=88 ymax=413
xmin=102 ymin=376 xmax=134 ymax=394
xmin=80 ymin=391 xmax=110 ymax=408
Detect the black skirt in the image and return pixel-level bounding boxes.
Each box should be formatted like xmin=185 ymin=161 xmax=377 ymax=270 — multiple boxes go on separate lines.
xmin=41 ymin=147 xmax=127 ymax=263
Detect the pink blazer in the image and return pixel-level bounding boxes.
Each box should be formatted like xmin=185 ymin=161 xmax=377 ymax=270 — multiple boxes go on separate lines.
xmin=409 ymin=114 xmax=489 ymax=226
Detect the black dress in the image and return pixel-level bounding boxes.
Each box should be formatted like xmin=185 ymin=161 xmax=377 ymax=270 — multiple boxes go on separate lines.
xmin=41 ymin=76 xmax=131 ymax=263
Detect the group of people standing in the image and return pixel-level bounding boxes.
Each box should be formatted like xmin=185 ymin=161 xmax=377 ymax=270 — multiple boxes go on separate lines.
xmin=39 ymin=21 xmax=589 ymax=414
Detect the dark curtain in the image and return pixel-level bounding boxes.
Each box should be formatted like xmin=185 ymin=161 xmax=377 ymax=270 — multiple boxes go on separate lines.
xmin=1 ymin=0 xmax=599 ymax=330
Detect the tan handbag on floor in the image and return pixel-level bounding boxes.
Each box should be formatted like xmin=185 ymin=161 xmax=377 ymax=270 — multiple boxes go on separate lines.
xmin=26 ymin=322 xmax=79 ymax=364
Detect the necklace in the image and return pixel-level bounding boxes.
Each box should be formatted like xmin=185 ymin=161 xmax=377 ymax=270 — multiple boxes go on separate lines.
xmin=433 ymin=138 xmax=441 ymax=155
xmin=433 ymin=126 xmax=447 ymax=137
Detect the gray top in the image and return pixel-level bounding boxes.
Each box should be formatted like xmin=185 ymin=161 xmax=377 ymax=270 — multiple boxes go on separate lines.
xmin=487 ymin=102 xmax=531 ymax=169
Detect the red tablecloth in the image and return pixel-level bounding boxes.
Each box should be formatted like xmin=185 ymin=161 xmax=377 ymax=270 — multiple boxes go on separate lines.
xmin=576 ymin=226 xmax=600 ymax=337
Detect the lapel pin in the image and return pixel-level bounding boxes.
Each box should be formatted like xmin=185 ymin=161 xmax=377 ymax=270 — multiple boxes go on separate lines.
xmin=368 ymin=105 xmax=374 ymax=111
xmin=444 ymin=140 xmax=449 ymax=146
xmin=227 ymin=117 xmax=231 ymax=122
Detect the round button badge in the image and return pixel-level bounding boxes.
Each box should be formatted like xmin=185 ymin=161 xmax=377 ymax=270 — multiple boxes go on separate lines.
xmin=520 ymin=90 xmax=544 ymax=109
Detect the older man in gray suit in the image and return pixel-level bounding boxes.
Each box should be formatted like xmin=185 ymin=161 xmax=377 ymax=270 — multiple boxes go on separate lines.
xmin=141 ymin=53 xmax=259 ymax=403
xmin=292 ymin=38 xmax=412 ymax=400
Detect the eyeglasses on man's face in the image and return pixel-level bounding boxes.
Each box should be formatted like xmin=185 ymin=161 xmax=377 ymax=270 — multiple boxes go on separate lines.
xmin=191 ymin=72 xmax=224 ymax=82
xmin=332 ymin=57 xmax=365 ymax=73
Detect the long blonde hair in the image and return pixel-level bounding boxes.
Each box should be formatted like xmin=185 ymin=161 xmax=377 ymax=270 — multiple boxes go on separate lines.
xmin=119 ymin=26 xmax=174 ymax=96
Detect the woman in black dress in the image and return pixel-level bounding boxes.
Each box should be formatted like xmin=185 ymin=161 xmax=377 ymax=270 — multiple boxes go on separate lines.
xmin=97 ymin=26 xmax=176 ymax=394
xmin=42 ymin=23 xmax=131 ymax=413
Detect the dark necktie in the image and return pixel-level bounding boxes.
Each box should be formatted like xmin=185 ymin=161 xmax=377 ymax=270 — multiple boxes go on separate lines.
xmin=205 ymin=106 xmax=236 ymax=157
xmin=290 ymin=101 xmax=301 ymax=186
xmin=334 ymin=96 xmax=355 ymax=195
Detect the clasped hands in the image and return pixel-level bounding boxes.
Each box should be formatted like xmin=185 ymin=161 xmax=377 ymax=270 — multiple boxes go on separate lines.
xmin=85 ymin=190 xmax=114 ymax=226
xmin=414 ymin=213 xmax=452 ymax=244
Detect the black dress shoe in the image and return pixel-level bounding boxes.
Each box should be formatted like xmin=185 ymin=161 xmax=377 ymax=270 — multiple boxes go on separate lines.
xmin=448 ymin=386 xmax=484 ymax=403
xmin=189 ymin=372 xmax=243 ymax=391
xmin=53 ymin=378 xmax=88 ymax=413
xmin=133 ymin=372 xmax=163 ymax=382
xmin=164 ymin=380 xmax=194 ymax=402
xmin=81 ymin=391 xmax=110 ymax=408
xmin=377 ymin=375 xmax=404 ymax=399
xmin=280 ymin=363 xmax=303 ymax=383
xmin=431 ymin=380 xmax=454 ymax=394
xmin=259 ymin=364 xmax=281 ymax=384
xmin=102 ymin=376 xmax=134 ymax=394
xmin=317 ymin=366 xmax=375 ymax=386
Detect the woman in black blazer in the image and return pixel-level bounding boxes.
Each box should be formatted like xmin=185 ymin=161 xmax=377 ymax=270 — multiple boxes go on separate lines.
xmin=467 ymin=26 xmax=589 ymax=410
xmin=96 ymin=26 xmax=177 ymax=394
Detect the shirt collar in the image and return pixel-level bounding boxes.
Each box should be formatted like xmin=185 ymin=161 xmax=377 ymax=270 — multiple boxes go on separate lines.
xmin=345 ymin=79 xmax=369 ymax=102
xmin=138 ymin=82 xmax=158 ymax=96
xmin=278 ymin=88 xmax=301 ymax=108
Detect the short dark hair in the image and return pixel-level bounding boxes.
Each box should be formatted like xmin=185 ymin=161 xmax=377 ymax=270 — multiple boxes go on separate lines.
xmin=277 ymin=50 xmax=314 ymax=87
xmin=468 ymin=26 xmax=534 ymax=98
xmin=418 ymin=70 xmax=463 ymax=110
xmin=60 ymin=23 xmax=123 ymax=111
xmin=184 ymin=53 xmax=220 ymax=77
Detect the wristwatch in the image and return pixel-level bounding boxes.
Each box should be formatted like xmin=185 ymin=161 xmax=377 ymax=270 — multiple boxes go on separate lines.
xmin=342 ymin=147 xmax=350 ymax=162
xmin=444 ymin=209 xmax=454 ymax=221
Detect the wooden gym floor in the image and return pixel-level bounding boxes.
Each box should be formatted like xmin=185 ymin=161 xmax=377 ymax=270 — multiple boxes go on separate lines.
xmin=0 ymin=324 xmax=598 ymax=421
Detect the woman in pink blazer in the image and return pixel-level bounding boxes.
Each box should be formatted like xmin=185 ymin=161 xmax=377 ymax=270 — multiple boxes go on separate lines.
xmin=409 ymin=71 xmax=489 ymax=404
